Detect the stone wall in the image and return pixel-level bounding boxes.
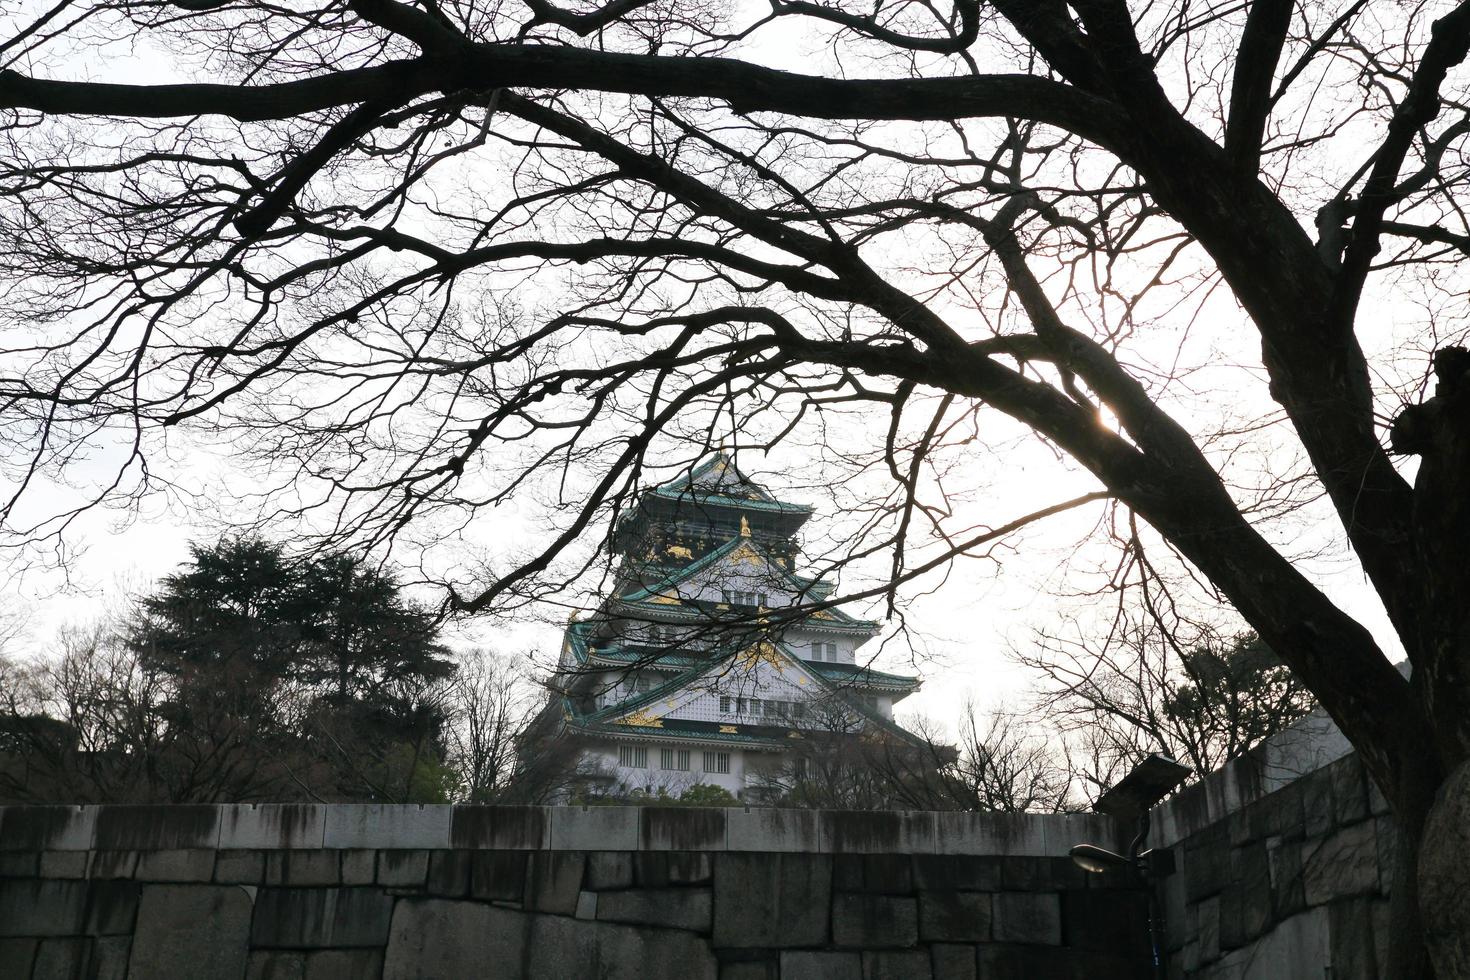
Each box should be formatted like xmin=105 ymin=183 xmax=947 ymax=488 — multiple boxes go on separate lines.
xmin=1152 ymin=712 xmax=1395 ymax=979
xmin=0 ymin=804 xmax=1148 ymax=979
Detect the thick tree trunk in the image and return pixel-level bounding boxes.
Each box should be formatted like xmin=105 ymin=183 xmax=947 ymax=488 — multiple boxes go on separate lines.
xmin=1420 ymin=760 xmax=1470 ymax=977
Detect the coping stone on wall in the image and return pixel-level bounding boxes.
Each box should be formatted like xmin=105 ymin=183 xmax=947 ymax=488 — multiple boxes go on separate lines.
xmin=218 ymin=804 xmax=327 ymax=850
xmin=94 ymin=806 xmax=220 ymax=851
xmin=821 ymin=810 xmax=935 ymax=854
xmin=0 ymin=807 xmax=96 ymax=852
xmin=639 ymin=807 xmax=727 ymax=851
xmin=726 ymin=808 xmax=819 ymax=853
xmin=449 ymin=806 xmax=551 ymax=850
xmin=322 ymin=805 xmax=451 ymax=850
xmin=932 ymin=812 xmax=1048 ymax=856
xmin=549 ymin=806 xmax=639 ymax=851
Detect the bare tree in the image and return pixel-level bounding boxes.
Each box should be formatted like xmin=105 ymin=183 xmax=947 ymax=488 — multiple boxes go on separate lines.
xmin=8 ymin=0 xmax=1470 ymax=970
xmin=1021 ymin=618 xmax=1316 ymax=789
xmin=440 ymin=646 xmax=549 ymax=802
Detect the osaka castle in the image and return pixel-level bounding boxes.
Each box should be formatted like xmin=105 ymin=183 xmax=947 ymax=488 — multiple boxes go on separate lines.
xmin=549 ymin=453 xmax=927 ymax=802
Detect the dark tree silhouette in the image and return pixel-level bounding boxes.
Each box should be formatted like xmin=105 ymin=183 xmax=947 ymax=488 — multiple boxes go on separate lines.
xmin=6 ymin=0 xmax=1470 ymax=970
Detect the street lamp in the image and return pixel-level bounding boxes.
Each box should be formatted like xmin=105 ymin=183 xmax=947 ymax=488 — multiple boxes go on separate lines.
xmin=1068 ymin=753 xmax=1192 ymax=980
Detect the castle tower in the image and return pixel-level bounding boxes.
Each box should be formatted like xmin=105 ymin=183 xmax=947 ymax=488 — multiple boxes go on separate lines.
xmin=545 ymin=453 xmax=926 ymax=802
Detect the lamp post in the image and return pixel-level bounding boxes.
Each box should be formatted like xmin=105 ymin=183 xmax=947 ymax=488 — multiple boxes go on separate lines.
xmin=1068 ymin=754 xmax=1192 ymax=980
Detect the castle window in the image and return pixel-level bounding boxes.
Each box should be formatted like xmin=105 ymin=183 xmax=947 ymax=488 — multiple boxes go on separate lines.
xmin=619 ymin=745 xmax=648 ymax=769
xmin=661 ymin=748 xmax=690 ymax=771
xmin=703 ymin=751 xmax=730 ymax=774
xmin=719 ymin=696 xmax=731 ymax=713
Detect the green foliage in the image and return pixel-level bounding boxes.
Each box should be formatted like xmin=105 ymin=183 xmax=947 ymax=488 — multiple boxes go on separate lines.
xmin=677 ymin=783 xmax=739 ymax=806
xmin=1162 ymin=632 xmax=1314 ymax=752
xmin=120 ymin=537 xmax=457 ymax=802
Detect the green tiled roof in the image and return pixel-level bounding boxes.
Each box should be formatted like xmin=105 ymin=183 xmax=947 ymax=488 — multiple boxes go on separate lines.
xmin=560 ymin=637 xmax=926 ymax=749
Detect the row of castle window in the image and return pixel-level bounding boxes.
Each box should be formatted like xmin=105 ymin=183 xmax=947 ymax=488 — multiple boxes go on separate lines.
xmin=809 ymin=642 xmax=840 ymax=661
xmin=721 ymin=589 xmax=766 ymax=607
xmin=718 ymin=696 xmax=805 ymax=720
xmin=617 ymin=745 xmax=729 ymax=774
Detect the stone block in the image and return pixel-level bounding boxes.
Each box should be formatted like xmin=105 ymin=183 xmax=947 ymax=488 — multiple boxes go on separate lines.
xmin=635 ymin=852 xmax=712 ymax=887
xmin=1367 ymin=776 xmax=1391 ymax=816
xmin=929 ymin=944 xmax=977 ymax=980
xmin=218 ymin=805 xmax=326 ymax=849
xmin=248 ymin=950 xmax=306 ymax=980
xmin=835 ymin=854 xmax=912 ymax=894
xmin=1266 ymin=837 xmax=1305 ymax=918
xmin=323 ymin=804 xmax=451 ymax=850
xmin=38 ymin=850 xmax=88 ymax=879
xmin=378 ymin=850 xmax=429 ymax=888
xmin=1220 ymin=861 xmax=1273 ymax=952
xmin=862 ymin=949 xmax=931 ymax=980
xmin=0 ymin=806 xmax=96 ymax=851
xmin=136 ymin=849 xmax=216 ymax=882
xmin=470 ymin=850 xmax=528 ymax=903
xmin=0 ymin=938 xmax=38 ymax=978
xmin=32 ymin=937 xmax=89 ymax=979
xmin=0 ymin=879 xmax=88 ymax=935
xmin=832 ymin=893 xmax=917 ymax=948
xmin=265 ymin=850 xmax=339 ymax=887
xmin=1374 ymin=816 xmax=1398 ymax=897
xmin=576 ymin=890 xmax=598 ymax=919
xmin=932 ymin=812 xmax=1047 ymax=856
xmin=725 ymin=808 xmax=819 ymax=852
xmin=1299 ymin=769 xmax=1334 ymax=838
xmin=524 ymin=851 xmax=584 ymax=914
xmin=340 ymin=850 xmax=375 ymax=885
xmin=90 ymin=936 xmax=130 ymax=980
xmin=128 ymin=885 xmax=251 ymax=979
xmin=597 ymin=887 xmax=712 ymax=932
xmin=94 ymin=806 xmax=219 ymax=850
xmin=84 ymin=880 xmax=141 ymax=935
xmin=1000 ymin=856 xmax=1088 ymax=892
xmin=382 ymin=900 xmax=527 ymax=980
xmin=911 ymin=855 xmax=1001 ymax=892
xmin=305 ymin=949 xmax=383 ymax=980
xmin=1247 ymin=783 xmax=1307 ymax=843
xmin=977 ymin=944 xmax=1131 ymax=979
xmin=585 ymin=852 xmax=635 ymax=890
xmin=1207 ymin=906 xmax=1328 ymax=980
xmin=215 ymin=850 xmax=265 ymax=885
xmin=1198 ymin=894 xmax=1220 ymax=963
xmin=1328 ymin=756 xmax=1369 ymax=826
xmin=87 ymin=851 xmax=138 ymax=879
xmin=449 ymin=805 xmax=551 ymax=850
xmin=425 ymin=850 xmax=472 ymax=896
xmin=712 ymin=853 xmax=830 ymax=948
xmin=777 ymin=951 xmax=859 ymax=980
xmin=641 ymin=807 xmax=727 ymax=850
xmin=1329 ymin=897 xmax=1379 ymax=980
xmin=527 ymin=909 xmax=716 ymax=980
xmin=0 ymin=852 xmax=38 ymax=877
xmin=991 ymin=891 xmax=1061 ymax=946
xmin=821 ymin=810 xmax=935 ymax=854
xmin=549 ymin=806 xmax=638 ymax=851
xmin=1044 ymin=813 xmax=1129 ymax=858
xmin=1303 ymin=820 xmax=1379 ymax=905
xmin=251 ymin=887 xmax=394 ymax=948
xmin=917 ymin=890 xmax=990 ymax=942
xmin=1060 ymin=889 xmax=1148 ymax=956
xmin=719 ymin=961 xmax=776 ymax=980
xmin=1183 ymin=825 xmax=1230 ymax=901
